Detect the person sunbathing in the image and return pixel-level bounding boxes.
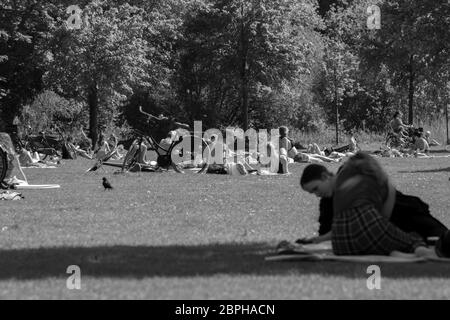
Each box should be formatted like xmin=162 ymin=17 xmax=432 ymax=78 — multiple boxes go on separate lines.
xmin=278 ymin=126 xmax=339 ymax=170
xmin=409 ymin=131 xmax=430 ymax=156
xmin=17 ymin=147 xmax=38 ymax=166
xmin=66 ymin=136 xmax=93 ymax=159
xmin=324 ymin=131 xmax=358 ymax=156
xmin=424 ymin=131 xmax=440 ymax=146
xmin=389 ymin=110 xmax=411 ymax=140
xmin=157 ymin=130 xmax=177 ymax=156
xmin=94 ymin=135 xmax=111 ymax=160
xmin=206 ymin=136 xmax=255 ymax=175
xmin=298 ymin=153 xmax=450 ymax=258
xmin=110 ymin=144 xmax=125 ymax=160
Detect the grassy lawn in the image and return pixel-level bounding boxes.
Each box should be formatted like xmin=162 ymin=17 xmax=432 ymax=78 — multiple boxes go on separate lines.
xmin=1 ymin=149 xmax=450 ymax=299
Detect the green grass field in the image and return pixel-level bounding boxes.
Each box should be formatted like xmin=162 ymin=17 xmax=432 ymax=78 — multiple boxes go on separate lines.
xmin=1 ymin=149 xmax=450 ymax=299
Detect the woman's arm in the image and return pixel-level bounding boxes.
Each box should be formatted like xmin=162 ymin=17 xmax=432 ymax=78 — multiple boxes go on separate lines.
xmin=313 ymin=232 xmax=332 ymax=243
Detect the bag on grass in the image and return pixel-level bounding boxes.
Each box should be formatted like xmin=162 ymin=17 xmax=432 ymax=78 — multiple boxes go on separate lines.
xmin=0 ymin=190 xmax=23 ymax=200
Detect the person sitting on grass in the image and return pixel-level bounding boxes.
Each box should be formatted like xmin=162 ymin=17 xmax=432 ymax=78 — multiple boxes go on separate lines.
xmin=66 ymin=136 xmax=93 ymax=160
xmin=206 ymin=135 xmax=264 ymax=175
xmin=111 ymin=144 xmax=125 ymax=160
xmin=298 ymin=155 xmax=450 ymax=258
xmin=78 ymin=126 xmax=93 ymax=152
xmin=17 ymin=147 xmax=38 ymax=166
xmin=126 ymin=137 xmax=149 ymax=165
xmin=389 ymin=110 xmax=412 ymax=141
xmin=94 ymin=134 xmax=111 ymax=160
xmin=0 ymin=133 xmax=28 ymax=188
xmin=424 ymin=131 xmax=440 ymax=147
xmin=409 ymin=131 xmax=430 ymax=156
xmin=157 ymin=130 xmax=177 ymax=156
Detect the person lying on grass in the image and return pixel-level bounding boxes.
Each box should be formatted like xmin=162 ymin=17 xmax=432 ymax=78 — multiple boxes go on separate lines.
xmin=424 ymin=130 xmax=440 ymax=147
xmin=207 ymin=135 xmax=259 ymax=175
xmin=298 ymin=152 xmax=450 ymax=258
xmin=278 ymin=126 xmax=339 ymax=170
xmin=66 ymin=136 xmax=93 ymax=160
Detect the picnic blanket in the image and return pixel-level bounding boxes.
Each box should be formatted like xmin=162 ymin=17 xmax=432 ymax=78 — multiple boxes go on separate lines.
xmin=7 ymin=178 xmax=60 ymax=190
xmin=14 ymin=183 xmax=60 ymax=190
xmin=22 ymin=163 xmax=57 ymax=169
xmin=266 ymin=241 xmax=450 ymax=263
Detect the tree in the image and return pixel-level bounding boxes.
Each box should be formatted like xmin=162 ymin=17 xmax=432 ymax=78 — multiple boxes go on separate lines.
xmin=45 ymin=0 xmax=153 ymax=145
xmin=322 ymin=0 xmax=450 ymax=132
xmin=176 ymin=0 xmax=324 ymax=130
xmin=20 ymin=90 xmax=85 ymax=134
xmin=0 ymin=0 xmax=56 ymax=133
xmin=360 ymin=0 xmax=450 ymax=124
xmin=321 ymin=38 xmax=359 ymax=144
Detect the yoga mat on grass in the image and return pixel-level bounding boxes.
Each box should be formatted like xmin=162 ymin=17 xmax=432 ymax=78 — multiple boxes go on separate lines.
xmin=14 ymin=182 xmax=60 ymax=190
xmin=266 ymin=241 xmax=450 ymax=263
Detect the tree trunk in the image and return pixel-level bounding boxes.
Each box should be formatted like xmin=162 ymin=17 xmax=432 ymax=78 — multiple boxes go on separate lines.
xmin=240 ymin=2 xmax=249 ymax=132
xmin=335 ymin=89 xmax=339 ymax=145
xmin=446 ymin=102 xmax=449 ymax=145
xmin=408 ymin=55 xmax=415 ymax=125
xmin=242 ymin=64 xmax=249 ymax=132
xmin=88 ymin=84 xmax=98 ymax=147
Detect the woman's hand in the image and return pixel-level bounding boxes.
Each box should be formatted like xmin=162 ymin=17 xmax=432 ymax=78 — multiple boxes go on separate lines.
xmin=295 ymin=237 xmax=315 ymax=244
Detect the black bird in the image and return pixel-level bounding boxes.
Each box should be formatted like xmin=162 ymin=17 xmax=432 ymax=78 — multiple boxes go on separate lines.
xmin=102 ymin=177 xmax=113 ymax=190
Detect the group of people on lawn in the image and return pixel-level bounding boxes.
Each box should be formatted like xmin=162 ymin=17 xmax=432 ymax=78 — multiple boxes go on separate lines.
xmin=204 ymin=126 xmax=358 ymax=176
xmin=388 ymin=110 xmax=440 ymax=156
xmin=2 ymin=118 xmax=450 ymax=260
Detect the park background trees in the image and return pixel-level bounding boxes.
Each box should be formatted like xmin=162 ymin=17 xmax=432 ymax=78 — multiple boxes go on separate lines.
xmin=1 ymin=0 xmax=449 ymax=145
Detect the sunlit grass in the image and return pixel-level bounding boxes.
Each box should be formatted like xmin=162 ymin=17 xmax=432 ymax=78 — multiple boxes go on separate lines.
xmin=0 ymin=151 xmax=449 ymax=299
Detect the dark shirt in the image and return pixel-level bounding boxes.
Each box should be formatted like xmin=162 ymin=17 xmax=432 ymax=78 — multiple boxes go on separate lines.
xmin=318 ymin=197 xmax=333 ymax=235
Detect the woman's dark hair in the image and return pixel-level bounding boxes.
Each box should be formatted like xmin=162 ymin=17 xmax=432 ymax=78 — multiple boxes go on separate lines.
xmin=300 ymin=164 xmax=332 ymax=186
xmin=279 ymin=126 xmax=288 ymax=138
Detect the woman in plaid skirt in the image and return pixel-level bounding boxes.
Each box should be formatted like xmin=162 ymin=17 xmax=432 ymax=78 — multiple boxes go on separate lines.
xmin=299 ymin=152 xmax=450 ymax=258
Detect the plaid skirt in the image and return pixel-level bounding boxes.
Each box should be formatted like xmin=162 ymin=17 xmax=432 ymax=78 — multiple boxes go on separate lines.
xmin=332 ymin=204 xmax=426 ymax=255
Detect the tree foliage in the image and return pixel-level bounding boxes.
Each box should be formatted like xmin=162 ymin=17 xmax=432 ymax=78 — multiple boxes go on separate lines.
xmin=1 ymin=0 xmax=449 ymax=143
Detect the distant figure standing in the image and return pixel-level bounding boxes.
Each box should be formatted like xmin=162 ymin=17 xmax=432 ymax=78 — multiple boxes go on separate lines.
xmin=389 ymin=111 xmax=411 ymax=139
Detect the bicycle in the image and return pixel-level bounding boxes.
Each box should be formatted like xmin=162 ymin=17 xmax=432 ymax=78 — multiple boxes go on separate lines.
xmin=385 ymin=126 xmax=420 ymax=149
xmin=22 ymin=131 xmax=63 ymax=159
xmin=93 ymin=107 xmax=211 ymax=174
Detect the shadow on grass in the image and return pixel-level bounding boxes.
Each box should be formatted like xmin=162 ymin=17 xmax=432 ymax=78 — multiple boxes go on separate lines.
xmin=429 ymin=148 xmax=450 ymax=154
xmin=1 ymin=243 xmax=450 ymax=280
xmin=399 ymin=167 xmax=450 ymax=173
